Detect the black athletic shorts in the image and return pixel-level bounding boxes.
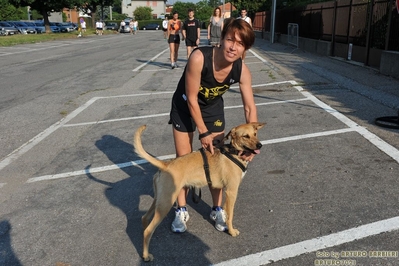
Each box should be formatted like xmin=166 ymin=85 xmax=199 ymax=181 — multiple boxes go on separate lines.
xmin=169 ymin=98 xmax=225 ymax=133
xmin=185 ymin=38 xmax=197 ymax=47
xmin=168 ymin=34 xmax=180 ymax=44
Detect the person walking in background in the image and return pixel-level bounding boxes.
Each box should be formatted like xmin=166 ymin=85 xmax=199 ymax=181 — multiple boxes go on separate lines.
xmin=133 ymin=19 xmax=138 ymax=34
xmin=237 ymin=8 xmax=252 ymax=27
xmin=182 ymin=8 xmax=201 ymax=59
xmin=129 ymin=19 xmax=134 ymax=35
xmin=168 ymin=11 xmax=182 ymax=69
xmin=80 ymin=18 xmax=86 ymax=34
xmin=169 ymin=18 xmax=257 ymax=234
xmin=120 ymin=19 xmax=126 ymax=33
xmin=207 ymin=7 xmax=224 ymax=47
xmin=162 ymin=16 xmax=169 ymax=39
xmin=95 ymin=20 xmax=103 ymax=35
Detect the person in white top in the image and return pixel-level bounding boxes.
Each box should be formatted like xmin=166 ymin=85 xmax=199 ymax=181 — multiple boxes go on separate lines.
xmin=162 ymin=17 xmax=168 ymax=39
xmin=96 ymin=20 xmax=103 ymax=35
xmin=237 ymin=8 xmax=252 ymax=27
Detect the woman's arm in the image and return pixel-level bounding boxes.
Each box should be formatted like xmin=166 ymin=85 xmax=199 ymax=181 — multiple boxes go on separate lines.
xmin=239 ymin=62 xmax=258 ymax=161
xmin=239 ymin=63 xmax=257 ymax=123
xmin=207 ymin=17 xmax=211 ymax=40
xmin=185 ymin=50 xmax=215 ymax=153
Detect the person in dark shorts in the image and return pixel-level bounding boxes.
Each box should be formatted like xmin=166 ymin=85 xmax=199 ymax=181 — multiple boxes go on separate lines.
xmin=162 ymin=17 xmax=168 ymax=39
xmin=182 ymin=8 xmax=201 ymax=59
xmin=167 ymin=11 xmax=182 ymax=69
xmin=169 ymin=19 xmax=258 ymax=233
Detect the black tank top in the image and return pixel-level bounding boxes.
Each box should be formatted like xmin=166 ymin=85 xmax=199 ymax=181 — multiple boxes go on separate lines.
xmin=172 ymin=46 xmax=242 ymax=112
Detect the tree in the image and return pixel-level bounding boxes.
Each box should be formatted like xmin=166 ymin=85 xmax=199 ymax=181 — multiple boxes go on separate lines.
xmin=0 ymin=0 xmax=30 ymax=20
xmin=9 ymin=0 xmax=84 ymax=33
xmin=133 ymin=6 xmax=152 ymax=20
xmin=227 ymin=0 xmax=268 ymax=17
xmin=196 ymin=0 xmax=214 ymax=23
xmin=171 ymin=1 xmax=196 ymax=21
xmin=79 ymin=0 xmax=120 ymax=27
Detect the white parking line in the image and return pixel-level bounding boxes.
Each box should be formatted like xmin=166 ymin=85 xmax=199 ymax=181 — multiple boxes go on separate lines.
xmin=26 ymin=128 xmax=354 ymax=183
xmin=132 ymin=48 xmax=169 ymax=72
xmin=214 ymin=216 xmax=399 ymax=266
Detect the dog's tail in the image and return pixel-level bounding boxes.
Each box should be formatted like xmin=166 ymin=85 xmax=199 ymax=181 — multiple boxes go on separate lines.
xmin=134 ymin=125 xmax=168 ymax=171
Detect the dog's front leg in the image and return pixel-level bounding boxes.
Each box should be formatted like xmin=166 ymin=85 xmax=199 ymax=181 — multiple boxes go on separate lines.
xmin=224 ymin=187 xmax=240 ymax=237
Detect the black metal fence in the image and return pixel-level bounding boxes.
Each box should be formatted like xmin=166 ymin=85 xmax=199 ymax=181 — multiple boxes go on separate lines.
xmin=254 ymin=0 xmax=399 ymax=65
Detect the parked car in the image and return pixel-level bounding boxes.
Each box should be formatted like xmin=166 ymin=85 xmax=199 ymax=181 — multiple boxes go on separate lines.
xmin=141 ymin=23 xmax=160 ymax=30
xmin=105 ymin=22 xmax=118 ymax=31
xmin=24 ymin=21 xmax=45 ymax=33
xmin=53 ymin=22 xmax=75 ymax=33
xmin=34 ymin=21 xmax=60 ymax=33
xmin=71 ymin=23 xmax=79 ymax=31
xmin=0 ymin=22 xmax=19 ymax=35
xmin=8 ymin=21 xmax=36 ymax=34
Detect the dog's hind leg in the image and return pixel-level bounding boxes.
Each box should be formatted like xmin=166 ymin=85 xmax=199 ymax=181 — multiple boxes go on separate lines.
xmin=224 ymin=186 xmax=240 ymax=237
xmin=142 ymin=173 xmax=159 ymax=230
xmin=142 ymin=174 xmax=181 ymax=261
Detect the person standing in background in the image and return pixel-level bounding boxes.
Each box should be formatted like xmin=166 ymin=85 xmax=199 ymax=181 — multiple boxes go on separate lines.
xmin=120 ymin=20 xmax=126 ymax=33
xmin=133 ymin=19 xmax=138 ymax=34
xmin=129 ymin=19 xmax=134 ymax=35
xmin=182 ymin=8 xmax=201 ymax=59
xmin=95 ymin=20 xmax=103 ymax=35
xmin=207 ymin=7 xmax=223 ymax=47
xmin=168 ymin=11 xmax=182 ymax=69
xmin=237 ymin=8 xmax=252 ymax=27
xmin=162 ymin=16 xmax=169 ymax=39
xmin=80 ymin=18 xmax=86 ymax=34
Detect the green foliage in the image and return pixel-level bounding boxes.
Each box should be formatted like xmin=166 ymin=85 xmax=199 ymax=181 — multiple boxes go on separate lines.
xmin=112 ymin=11 xmax=127 ymax=21
xmin=133 ymin=6 xmax=152 ymax=20
xmin=0 ymin=0 xmax=28 ymax=20
xmin=168 ymin=0 xmax=213 ymax=28
xmin=229 ymin=0 xmax=268 ymax=14
xmin=196 ymin=0 xmax=214 ymax=23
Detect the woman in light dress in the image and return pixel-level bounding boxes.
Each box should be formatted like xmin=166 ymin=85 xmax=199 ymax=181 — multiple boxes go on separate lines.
xmin=207 ymin=7 xmax=224 ymax=47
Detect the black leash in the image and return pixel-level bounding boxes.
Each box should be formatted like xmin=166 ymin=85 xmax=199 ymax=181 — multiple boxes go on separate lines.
xmin=191 ymin=148 xmax=212 ymax=204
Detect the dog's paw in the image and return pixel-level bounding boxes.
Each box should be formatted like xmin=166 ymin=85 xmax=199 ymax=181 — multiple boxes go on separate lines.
xmin=229 ymin=228 xmax=240 ymax=237
xmin=143 ymin=253 xmax=154 ymax=262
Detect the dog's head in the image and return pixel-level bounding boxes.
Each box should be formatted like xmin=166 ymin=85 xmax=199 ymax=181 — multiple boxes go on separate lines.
xmin=224 ymin=122 xmax=266 ymax=154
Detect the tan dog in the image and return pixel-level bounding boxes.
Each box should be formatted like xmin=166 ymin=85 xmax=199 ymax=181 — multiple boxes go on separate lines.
xmin=134 ymin=122 xmax=265 ymax=262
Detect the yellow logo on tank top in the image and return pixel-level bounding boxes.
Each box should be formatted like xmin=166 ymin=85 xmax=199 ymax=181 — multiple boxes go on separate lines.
xmin=199 ymin=85 xmax=230 ymax=100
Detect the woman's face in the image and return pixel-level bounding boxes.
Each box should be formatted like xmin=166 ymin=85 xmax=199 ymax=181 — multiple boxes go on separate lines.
xmin=173 ymin=13 xmax=178 ymax=20
xmin=215 ymin=9 xmax=220 ymax=16
xmin=220 ymin=32 xmax=245 ymax=62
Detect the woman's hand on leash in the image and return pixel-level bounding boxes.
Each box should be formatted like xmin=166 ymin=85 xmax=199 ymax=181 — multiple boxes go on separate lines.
xmin=201 ymin=135 xmax=214 ymax=154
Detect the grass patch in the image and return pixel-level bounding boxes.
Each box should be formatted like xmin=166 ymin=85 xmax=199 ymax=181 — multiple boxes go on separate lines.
xmin=0 ymin=30 xmax=116 ymax=47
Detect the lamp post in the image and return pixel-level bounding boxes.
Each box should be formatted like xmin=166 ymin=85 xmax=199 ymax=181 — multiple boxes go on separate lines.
xmin=271 ymin=0 xmax=276 ymax=43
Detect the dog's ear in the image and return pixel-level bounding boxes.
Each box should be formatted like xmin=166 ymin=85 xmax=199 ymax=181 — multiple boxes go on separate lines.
xmin=252 ymin=122 xmax=266 ymax=130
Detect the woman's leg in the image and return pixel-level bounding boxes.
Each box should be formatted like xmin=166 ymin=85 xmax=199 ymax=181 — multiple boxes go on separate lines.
xmin=171 ymin=127 xmax=193 ymax=232
xmin=169 ymin=42 xmax=175 ymax=64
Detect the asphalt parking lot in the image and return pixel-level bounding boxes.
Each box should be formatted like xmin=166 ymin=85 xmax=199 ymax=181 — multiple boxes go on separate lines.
xmin=0 ymin=32 xmax=398 ymax=265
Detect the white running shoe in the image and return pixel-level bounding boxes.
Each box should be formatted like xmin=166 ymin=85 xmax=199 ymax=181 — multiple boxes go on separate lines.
xmin=171 ymin=207 xmax=189 ymax=233
xmin=171 ymin=62 xmax=175 ymax=69
xmin=210 ymin=207 xmax=228 ymax=232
